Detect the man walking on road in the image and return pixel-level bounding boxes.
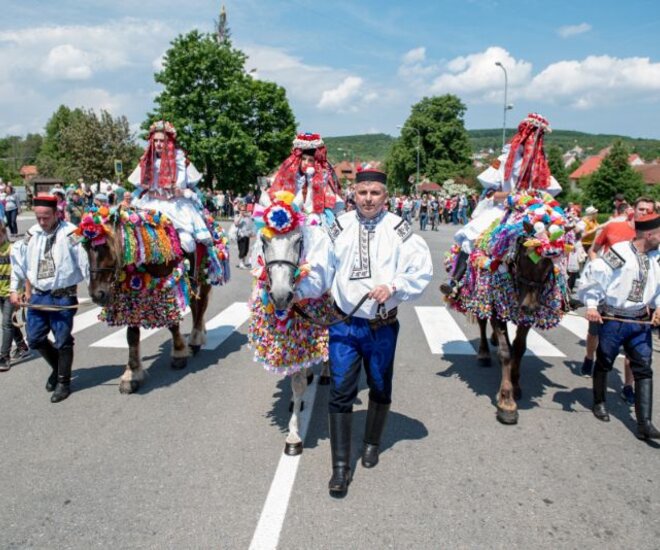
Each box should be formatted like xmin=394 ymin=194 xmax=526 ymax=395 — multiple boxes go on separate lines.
xmin=576 ymin=212 xmax=660 ymax=440
xmin=299 ymin=170 xmax=433 ymax=497
xmin=10 ymin=195 xmax=89 ymax=403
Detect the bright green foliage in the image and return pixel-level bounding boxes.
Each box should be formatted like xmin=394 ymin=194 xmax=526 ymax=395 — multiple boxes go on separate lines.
xmin=547 ymin=145 xmax=568 ymax=188
xmin=37 ymin=105 xmax=140 ymax=183
xmin=582 ymin=140 xmax=646 ymax=213
xmin=386 ymin=95 xmax=473 ymax=192
xmin=148 ymin=30 xmax=296 ymax=191
xmin=0 ymin=133 xmax=43 ymax=182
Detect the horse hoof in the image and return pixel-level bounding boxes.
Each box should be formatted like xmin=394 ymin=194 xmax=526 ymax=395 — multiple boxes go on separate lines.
xmin=319 ymin=375 xmax=331 ymax=386
xmin=119 ymin=380 xmax=140 ymax=394
xmin=477 ymin=357 xmax=492 ymax=367
xmin=284 ymin=442 xmax=303 ymax=456
xmin=171 ymin=357 xmax=187 ymax=370
xmin=306 ymin=372 xmax=314 ymax=386
xmin=289 ymin=401 xmax=305 ymax=413
xmin=189 ymin=344 xmax=201 ymax=356
xmin=496 ymin=408 xmax=519 ymax=425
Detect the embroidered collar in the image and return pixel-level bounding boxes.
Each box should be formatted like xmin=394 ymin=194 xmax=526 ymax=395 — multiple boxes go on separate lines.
xmin=356 ymin=209 xmax=386 ymax=231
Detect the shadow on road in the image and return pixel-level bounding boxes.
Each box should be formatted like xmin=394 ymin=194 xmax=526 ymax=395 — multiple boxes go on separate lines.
xmin=436 ymin=337 xmax=567 ymax=411
xmin=72 ymin=329 xmax=248 ymax=395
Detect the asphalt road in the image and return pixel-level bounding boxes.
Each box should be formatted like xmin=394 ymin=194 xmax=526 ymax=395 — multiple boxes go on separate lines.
xmin=1 ymin=213 xmax=658 ymax=549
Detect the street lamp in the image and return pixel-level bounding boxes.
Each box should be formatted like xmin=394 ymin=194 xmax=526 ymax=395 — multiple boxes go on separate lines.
xmin=494 ymin=61 xmax=512 ymax=149
xmin=397 ymin=124 xmax=420 ymax=190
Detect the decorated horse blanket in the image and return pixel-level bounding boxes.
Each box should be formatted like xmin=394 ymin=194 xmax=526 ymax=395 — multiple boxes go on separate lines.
xmin=75 ymin=206 xmax=229 ymax=329
xmin=445 ymin=192 xmax=573 ymax=329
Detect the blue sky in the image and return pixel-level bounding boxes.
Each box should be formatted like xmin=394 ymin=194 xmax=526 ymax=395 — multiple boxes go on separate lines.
xmin=1 ymin=0 xmax=659 ymax=140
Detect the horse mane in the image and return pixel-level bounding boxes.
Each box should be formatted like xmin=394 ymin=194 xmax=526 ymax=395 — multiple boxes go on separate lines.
xmin=110 ymin=207 xmax=183 ymax=268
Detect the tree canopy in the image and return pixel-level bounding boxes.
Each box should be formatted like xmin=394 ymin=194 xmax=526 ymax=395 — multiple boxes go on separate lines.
xmin=386 ymin=95 xmax=473 ymax=192
xmin=582 ymin=140 xmax=646 ymax=213
xmin=37 ymin=105 xmax=140 ymax=183
xmin=148 ymin=29 xmax=296 ymax=191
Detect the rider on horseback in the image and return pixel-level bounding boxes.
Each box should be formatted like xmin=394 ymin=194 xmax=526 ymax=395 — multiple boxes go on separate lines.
xmin=268 ymin=132 xmax=344 ymax=224
xmin=440 ymin=113 xmax=561 ymax=296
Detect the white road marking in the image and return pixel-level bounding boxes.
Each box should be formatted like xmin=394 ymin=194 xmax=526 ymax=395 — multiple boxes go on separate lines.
xmin=506 ymin=322 xmax=565 ymax=357
xmin=415 ymin=306 xmax=475 ymax=355
xmin=90 ymin=307 xmax=190 ymax=348
xmin=202 ymin=302 xmax=250 ymax=350
xmin=249 ymin=379 xmax=318 ymax=550
xmin=559 ymin=314 xmax=588 ymax=341
xmin=72 ymin=307 xmax=103 ymax=335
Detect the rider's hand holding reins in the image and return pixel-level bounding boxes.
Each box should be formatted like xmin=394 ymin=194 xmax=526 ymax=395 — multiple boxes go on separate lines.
xmin=9 ymin=291 xmax=27 ymax=308
xmin=585 ymin=308 xmax=602 ymax=324
xmin=369 ymin=284 xmax=392 ymax=304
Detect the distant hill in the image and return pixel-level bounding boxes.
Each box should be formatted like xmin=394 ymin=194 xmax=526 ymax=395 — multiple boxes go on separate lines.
xmin=324 ymin=130 xmax=660 ymax=163
xmin=324 ymin=134 xmax=396 ymax=164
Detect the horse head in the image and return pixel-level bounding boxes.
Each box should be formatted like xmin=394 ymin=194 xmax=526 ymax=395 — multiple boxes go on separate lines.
xmin=512 ymin=220 xmax=557 ymax=316
xmin=257 ymin=190 xmax=305 ymax=312
xmin=78 ymin=219 xmax=120 ymax=307
xmin=261 ymin=227 xmax=303 ymax=311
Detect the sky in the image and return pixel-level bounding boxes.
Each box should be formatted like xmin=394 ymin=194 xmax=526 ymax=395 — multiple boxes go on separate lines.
xmin=1 ymin=0 xmax=659 ymax=141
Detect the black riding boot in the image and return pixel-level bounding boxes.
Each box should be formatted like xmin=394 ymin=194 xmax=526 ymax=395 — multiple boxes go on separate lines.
xmin=51 ymin=347 xmax=73 ymax=403
xmin=592 ymin=368 xmax=610 ymax=422
xmin=34 ymin=341 xmax=59 ymax=392
xmin=634 ymin=379 xmax=660 ymax=440
xmin=328 ymin=413 xmax=352 ymax=498
xmin=440 ymin=251 xmax=468 ymax=296
xmin=362 ymin=400 xmax=390 ymax=468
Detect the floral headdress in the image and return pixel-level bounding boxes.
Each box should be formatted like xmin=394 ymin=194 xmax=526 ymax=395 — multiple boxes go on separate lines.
xmin=252 ymin=191 xmax=305 ymax=239
xmin=73 ymin=205 xmax=111 ymax=246
xmin=504 ymin=113 xmax=552 ymax=191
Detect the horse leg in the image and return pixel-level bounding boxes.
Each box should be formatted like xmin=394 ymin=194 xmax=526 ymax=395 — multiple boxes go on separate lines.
xmin=119 ymin=326 xmax=145 ymax=394
xmin=511 ymin=325 xmax=530 ymax=400
xmin=476 ymin=317 xmax=492 ymax=367
xmin=493 ymin=319 xmax=518 ymax=424
xmin=169 ymin=323 xmax=189 ymax=370
xmin=189 ymin=283 xmax=211 ymax=355
xmin=285 ymin=370 xmax=307 ymax=456
xmin=319 ymin=360 xmax=331 ymax=385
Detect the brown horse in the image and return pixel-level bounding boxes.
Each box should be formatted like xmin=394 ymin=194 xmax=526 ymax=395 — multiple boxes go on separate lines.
xmin=80 ymin=210 xmax=213 ymax=394
xmin=475 ymin=235 xmax=557 ymax=424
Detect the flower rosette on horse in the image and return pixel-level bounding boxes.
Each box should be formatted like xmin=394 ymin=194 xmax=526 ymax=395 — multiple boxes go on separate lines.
xmin=445 ymin=191 xmax=572 ymax=329
xmin=247 ymin=190 xmax=334 ymax=374
xmin=73 ymin=206 xmax=191 ymax=328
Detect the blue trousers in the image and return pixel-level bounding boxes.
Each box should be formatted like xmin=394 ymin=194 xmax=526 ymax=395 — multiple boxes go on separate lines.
xmin=595 ymin=319 xmax=653 ymax=380
xmin=328 ymin=318 xmax=399 ymax=413
xmin=26 ymin=293 xmax=77 ymax=350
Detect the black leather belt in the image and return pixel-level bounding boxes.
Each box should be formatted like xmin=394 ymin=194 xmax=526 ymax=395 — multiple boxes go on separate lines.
xmin=33 ymin=285 xmax=77 ymax=298
xmin=335 ymin=304 xmax=398 ymax=329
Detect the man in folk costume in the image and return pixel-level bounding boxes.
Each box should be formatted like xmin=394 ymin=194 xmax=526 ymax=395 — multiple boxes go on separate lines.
xmin=128 ymin=120 xmax=210 ymax=254
xmin=10 ymin=196 xmax=89 ymax=403
xmin=441 ymin=113 xmax=561 ymax=296
xmin=576 ymin=213 xmax=660 ymax=441
xmin=269 ymin=132 xmax=344 ymax=222
xmin=298 ymin=170 xmax=433 ymax=497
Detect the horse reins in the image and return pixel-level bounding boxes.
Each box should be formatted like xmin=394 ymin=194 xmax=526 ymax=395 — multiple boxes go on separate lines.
xmin=292 ymin=292 xmax=387 ymax=327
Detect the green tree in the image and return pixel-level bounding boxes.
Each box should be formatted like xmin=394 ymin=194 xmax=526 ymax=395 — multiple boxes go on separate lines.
xmin=148 ymin=27 xmax=296 ymax=191
xmin=37 ymin=105 xmax=140 ymax=183
xmin=547 ymin=145 xmax=568 ymax=188
xmin=386 ymin=95 xmax=473 ymax=192
xmin=582 ymin=140 xmax=646 ymax=213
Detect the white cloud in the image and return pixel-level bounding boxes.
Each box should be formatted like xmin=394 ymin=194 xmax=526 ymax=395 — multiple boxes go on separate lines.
xmin=557 ymin=23 xmax=592 ymax=38
xmin=429 ymin=46 xmax=532 ymax=102
xmin=318 ymin=77 xmax=364 ymax=111
xmin=41 ymin=44 xmax=92 ymax=80
xmin=59 ymin=88 xmax=131 ymax=114
xmin=242 ymin=43 xmax=376 ymax=112
xmin=403 ymin=47 xmax=426 ymax=65
xmin=525 ymin=55 xmax=660 ymax=108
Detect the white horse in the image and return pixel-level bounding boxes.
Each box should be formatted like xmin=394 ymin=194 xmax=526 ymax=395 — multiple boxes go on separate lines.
xmin=249 ymin=192 xmax=332 ymax=456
